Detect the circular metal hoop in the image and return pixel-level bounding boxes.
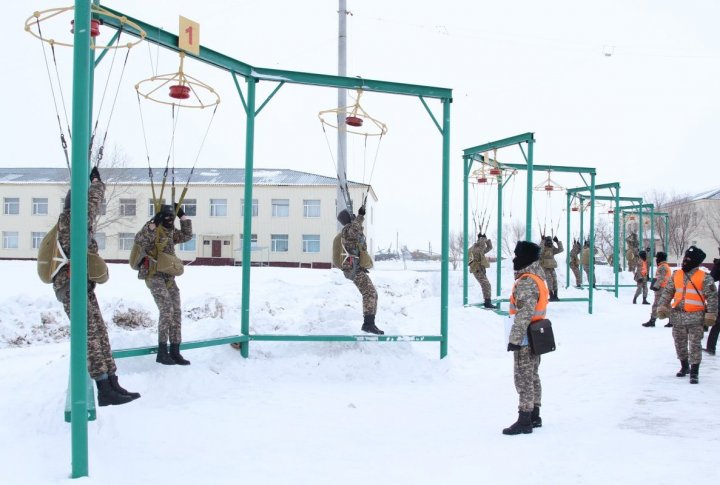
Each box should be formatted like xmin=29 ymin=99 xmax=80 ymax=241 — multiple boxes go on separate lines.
xmin=25 ymin=5 xmax=146 ymax=50
xmin=135 ymin=72 xmax=221 ymax=109
xmin=318 ymin=91 xmax=388 ymax=137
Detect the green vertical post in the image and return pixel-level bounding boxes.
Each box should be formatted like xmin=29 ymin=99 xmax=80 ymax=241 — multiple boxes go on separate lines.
xmin=440 ymin=99 xmax=451 ymax=359
xmin=462 ymin=157 xmax=469 ymax=306
xmin=622 ymin=214 xmax=627 ymax=271
xmin=588 ymin=173 xmax=596 ymax=314
xmin=579 ymin=196 xmax=585 ymax=286
xmin=613 ymin=190 xmax=620 ymax=297
xmin=649 ymin=205 xmax=656 ymax=277
xmin=525 ymin=140 xmax=534 ymax=240
xmin=496 ymin=174 xmax=503 ymax=297
xmin=664 ymin=216 xmax=669 ymax=254
xmin=638 ymin=207 xmax=644 ymax=257
xmin=565 ymin=192 xmax=571 ymax=288
xmin=240 ymin=77 xmax=256 ymax=359
xmin=70 ymin=0 xmax=91 ymax=478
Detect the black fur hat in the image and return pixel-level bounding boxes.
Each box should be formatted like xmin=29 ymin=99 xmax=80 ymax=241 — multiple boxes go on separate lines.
xmin=655 ymin=251 xmax=667 ymax=263
xmin=682 ymin=246 xmax=706 ymax=270
xmin=337 ymin=209 xmax=354 ymax=226
xmin=513 ymin=241 xmax=541 ymax=270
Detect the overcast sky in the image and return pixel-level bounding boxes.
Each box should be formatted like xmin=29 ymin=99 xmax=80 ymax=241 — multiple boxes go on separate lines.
xmin=4 ymin=1 xmax=719 ymax=251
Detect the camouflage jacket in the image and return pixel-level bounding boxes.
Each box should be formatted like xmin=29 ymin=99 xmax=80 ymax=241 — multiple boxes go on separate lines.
xmin=539 ymin=240 xmax=563 ymax=269
xmin=569 ymin=243 xmax=581 ymax=266
xmin=633 ymin=259 xmax=649 ymax=282
xmin=658 ymin=267 xmax=718 ymax=315
xmin=52 ymin=179 xmax=105 ymax=293
xmin=509 ymin=261 xmax=547 ymax=346
xmin=469 ymin=237 xmax=492 ymax=269
xmin=340 ymin=213 xmax=366 ymax=271
xmin=135 ymin=218 xmax=193 ymax=279
xmin=653 ymin=262 xmax=671 ymax=290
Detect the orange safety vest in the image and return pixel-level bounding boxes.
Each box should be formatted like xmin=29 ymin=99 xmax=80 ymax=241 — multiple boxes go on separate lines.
xmin=657 ymin=262 xmax=671 ymax=288
xmin=509 ymin=273 xmax=549 ymax=322
xmin=640 ymin=260 xmax=648 ymax=277
xmin=671 ymin=269 xmax=707 ymax=312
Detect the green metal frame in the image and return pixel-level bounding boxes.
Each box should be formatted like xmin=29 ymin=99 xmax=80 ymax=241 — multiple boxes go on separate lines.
xmin=461 ymin=134 xmax=597 ymax=314
xmin=66 ymin=1 xmax=452 ymax=477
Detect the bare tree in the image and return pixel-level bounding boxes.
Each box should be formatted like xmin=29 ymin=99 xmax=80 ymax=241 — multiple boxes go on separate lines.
xmin=501 ymin=220 xmax=525 ymax=258
xmin=594 ymin=218 xmax=614 ymax=264
xmin=664 ymin=196 xmax=703 ymax=262
xmin=449 ymin=231 xmax=464 ymax=270
xmin=644 ymin=189 xmax=670 ymax=251
xmin=92 ymin=146 xmax=137 ymax=233
xmin=704 ymin=208 xmax=720 ymax=248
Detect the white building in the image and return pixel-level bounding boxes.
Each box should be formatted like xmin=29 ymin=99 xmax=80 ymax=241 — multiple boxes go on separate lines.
xmin=0 ymin=167 xmax=376 ymax=268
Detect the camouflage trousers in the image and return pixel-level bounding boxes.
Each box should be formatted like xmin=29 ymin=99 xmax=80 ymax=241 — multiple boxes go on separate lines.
xmin=344 ymin=268 xmax=377 ymax=316
xmin=513 ymin=346 xmax=542 ymax=412
xmin=582 ymin=266 xmax=596 ymax=286
xmin=543 ymin=268 xmax=558 ymax=293
xmin=472 ymin=267 xmax=492 ymax=300
xmin=147 ymin=275 xmax=182 ymax=344
xmin=670 ymin=310 xmax=705 ymax=364
xmin=633 ymin=278 xmax=648 ymax=301
xmin=570 ymin=264 xmax=582 ymax=287
xmin=650 ymin=289 xmax=662 ymax=318
xmin=58 ymin=285 xmax=117 ymax=380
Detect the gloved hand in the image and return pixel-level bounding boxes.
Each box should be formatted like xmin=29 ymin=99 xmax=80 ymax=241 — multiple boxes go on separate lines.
xmin=358 ymin=206 xmax=366 ymax=216
xmin=177 ymin=207 xmax=185 ymax=219
xmin=152 ymin=213 xmax=163 ymax=227
xmin=507 ymin=342 xmax=522 ymax=352
xmin=553 ymin=236 xmax=559 ymax=243
xmin=713 ymin=258 xmax=720 ymax=266
xmin=705 ymin=313 xmax=717 ymax=326
xmin=656 ymin=305 xmax=670 ymax=320
xmin=479 ymin=234 xmax=486 ymax=239
xmin=89 ymin=166 xmax=101 ymax=182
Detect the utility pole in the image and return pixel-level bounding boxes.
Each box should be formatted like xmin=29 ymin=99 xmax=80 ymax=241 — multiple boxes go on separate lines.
xmin=337 ymin=0 xmax=349 ymax=222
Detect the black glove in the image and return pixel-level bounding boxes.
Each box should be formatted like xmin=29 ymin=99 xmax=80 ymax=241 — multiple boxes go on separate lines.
xmin=177 ymin=207 xmax=186 ymax=219
xmin=507 ymin=342 xmax=522 ymax=352
xmin=553 ymin=236 xmax=559 ymax=243
xmin=358 ymin=206 xmax=366 ymax=216
xmin=480 ymin=234 xmax=486 ymax=238
xmin=713 ymin=258 xmax=720 ymax=266
xmin=89 ymin=166 xmax=101 ymax=182
xmin=152 ymin=213 xmax=163 ymax=227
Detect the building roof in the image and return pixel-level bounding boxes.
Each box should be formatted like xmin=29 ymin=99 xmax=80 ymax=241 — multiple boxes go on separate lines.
xmin=0 ymin=167 xmax=369 ymax=188
xmin=689 ymin=187 xmax=720 ymax=201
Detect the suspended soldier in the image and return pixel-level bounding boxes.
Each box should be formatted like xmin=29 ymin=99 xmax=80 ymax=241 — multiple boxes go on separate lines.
xmin=643 ymin=251 xmax=672 ymax=327
xmin=657 ymin=246 xmax=718 ymax=384
xmin=633 ymin=250 xmax=650 ymax=305
xmin=539 ymin=235 xmax=563 ymax=301
xmin=134 ymin=204 xmax=193 ymax=365
xmin=469 ymin=233 xmax=496 ymax=309
xmin=569 ymin=239 xmax=582 ymax=288
xmin=581 ymin=240 xmax=596 ymax=288
xmin=53 ymin=168 xmax=139 ymax=406
xmin=626 ymin=231 xmax=639 ymax=273
xmin=503 ymin=241 xmax=548 ymax=435
xmin=338 ymin=206 xmax=384 ymax=334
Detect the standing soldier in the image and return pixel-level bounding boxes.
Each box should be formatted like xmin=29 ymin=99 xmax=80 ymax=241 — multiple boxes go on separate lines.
xmin=633 ymin=250 xmax=650 ymax=305
xmin=569 ymin=239 xmax=582 ymax=288
xmin=338 ymin=206 xmax=383 ymax=334
xmin=134 ymin=204 xmax=193 ymax=365
xmin=503 ymin=241 xmax=548 ymax=435
xmin=469 ymin=233 xmax=496 ymax=309
xmin=703 ymin=250 xmax=720 ymax=354
xmin=581 ymin=240 xmax=596 ymax=288
xmin=539 ymin=235 xmax=563 ymax=302
xmin=626 ymin=231 xmax=639 ymax=273
xmin=53 ymin=167 xmax=139 ymax=406
xmin=657 ymin=246 xmax=718 ymax=384
xmin=642 ymin=251 xmax=672 ymax=327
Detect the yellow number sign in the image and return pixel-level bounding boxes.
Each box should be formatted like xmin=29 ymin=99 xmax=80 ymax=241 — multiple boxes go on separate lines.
xmin=179 ymin=16 xmax=200 ymax=55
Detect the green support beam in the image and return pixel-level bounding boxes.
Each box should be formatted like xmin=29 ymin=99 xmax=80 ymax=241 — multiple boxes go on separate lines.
xmin=463 ymin=132 xmax=535 ymax=156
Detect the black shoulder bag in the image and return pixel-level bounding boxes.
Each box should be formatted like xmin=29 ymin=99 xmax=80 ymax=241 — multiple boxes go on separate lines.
xmin=527 ymin=319 xmax=556 ymax=355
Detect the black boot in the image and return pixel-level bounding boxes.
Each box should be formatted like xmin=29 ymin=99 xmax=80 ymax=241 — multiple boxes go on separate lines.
xmin=642 ymin=317 xmax=656 ymax=328
xmin=703 ymin=347 xmax=716 ymax=356
xmin=502 ymin=410 xmax=533 ymax=435
xmin=676 ymin=359 xmax=689 ymax=377
xmin=96 ymin=378 xmax=133 ymax=406
xmin=531 ymin=405 xmax=542 ymax=428
xmin=108 ymin=374 xmax=140 ymax=400
xmin=361 ymin=314 xmax=384 ymax=335
xmin=664 ymin=322 xmax=673 ymax=328
xmin=170 ymin=343 xmax=191 ymax=365
xmin=156 ymin=343 xmax=176 ymax=365
xmin=689 ymin=364 xmax=699 ymax=384
xmin=642 ymin=298 xmax=650 ymax=305
xmin=633 ymin=295 xmax=638 ymax=304
xmin=483 ymin=298 xmax=497 ymax=309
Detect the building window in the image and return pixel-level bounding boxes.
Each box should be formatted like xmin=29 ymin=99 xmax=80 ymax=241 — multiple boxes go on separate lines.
xmin=148 ymin=199 xmax=166 ymax=217
xmin=99 ymin=198 xmax=107 ymax=216
xmin=32 ymin=232 xmax=47 ymax=249
xmin=303 ymin=200 xmax=320 ymax=218
xmin=181 ymin=199 xmax=197 ymax=217
xmin=240 ymin=233 xmax=258 ymax=249
xmin=95 ymin=232 xmax=106 ymax=250
xmin=32 ymin=198 xmax=49 ymax=215
xmin=118 ymin=233 xmax=134 ymax=251
xmin=179 ymin=235 xmax=196 ymax=252
xmin=4 ymin=198 xmax=19 ymax=215
xmin=210 ymin=198 xmax=227 ymax=217
xmin=2 ymin=231 xmax=19 ymax=249
xmin=271 ymin=234 xmax=289 ymax=252
xmin=302 ymin=234 xmax=321 ymax=253
xmin=272 ymin=199 xmax=289 ymax=217
xmin=241 ymin=199 xmax=259 ymax=217
xmin=119 ymin=199 xmax=136 ymax=217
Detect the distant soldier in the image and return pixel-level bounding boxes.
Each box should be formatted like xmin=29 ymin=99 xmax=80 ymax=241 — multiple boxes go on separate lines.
xmin=643 ymin=251 xmax=672 ymax=327
xmin=569 ymin=239 xmax=582 ymax=288
xmin=469 ymin=233 xmax=496 ymax=309
xmin=503 ymin=241 xmax=548 ymax=435
xmin=581 ymin=240 xmax=596 ymax=288
xmin=539 ymin=235 xmax=563 ymax=302
xmin=626 ymin=232 xmax=639 ymax=273
xmin=703 ymin=249 xmax=720 ymax=355
xmin=657 ymin=246 xmax=718 ymax=384
xmin=633 ymin=250 xmax=650 ymax=305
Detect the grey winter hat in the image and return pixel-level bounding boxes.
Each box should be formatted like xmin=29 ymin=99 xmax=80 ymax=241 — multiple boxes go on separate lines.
xmin=337 ymin=209 xmax=354 ymax=226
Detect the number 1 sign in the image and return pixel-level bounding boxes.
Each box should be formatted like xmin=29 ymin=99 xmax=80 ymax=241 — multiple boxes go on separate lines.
xmin=179 ymin=15 xmax=200 ymax=55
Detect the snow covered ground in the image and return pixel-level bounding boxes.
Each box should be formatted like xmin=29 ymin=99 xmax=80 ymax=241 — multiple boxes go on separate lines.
xmin=0 ymin=260 xmax=718 ymax=484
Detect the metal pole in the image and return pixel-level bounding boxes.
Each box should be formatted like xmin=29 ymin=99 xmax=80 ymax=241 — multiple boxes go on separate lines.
xmin=622 ymin=214 xmax=627 ymax=271
xmin=240 ymin=78 xmax=257 ymax=358
xmin=650 ymin=205 xmax=656 ymax=277
xmin=525 ymin=140 xmax=533 ymax=240
xmin=565 ymin=192 xmax=571 ymax=288
xmin=579 ymin=196 xmax=585 ymax=286
xmin=496 ymin=174 xmax=503 ymax=298
xmin=440 ymin=99 xmax=450 ymax=359
xmin=589 ymin=173 xmax=596 ymax=314
xmin=336 ymin=0 xmax=349 ymax=217
xmin=462 ymin=157 xmax=469 ymax=306
xmin=70 ymin=0 xmax=91 ymax=478
xmin=614 ymin=190 xmax=620 ymax=297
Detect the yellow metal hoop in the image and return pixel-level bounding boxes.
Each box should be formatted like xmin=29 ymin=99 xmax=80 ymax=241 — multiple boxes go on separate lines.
xmin=135 ymin=53 xmax=220 ymax=109
xmin=25 ymin=5 xmax=147 ymax=49
xmin=318 ymin=90 xmax=388 ymax=137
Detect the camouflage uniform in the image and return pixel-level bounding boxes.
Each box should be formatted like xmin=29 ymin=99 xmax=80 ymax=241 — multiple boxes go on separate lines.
xmin=569 ymin=242 xmax=582 ymax=287
xmin=658 ymin=268 xmax=718 ymax=365
xmin=341 ymin=213 xmax=377 ymax=316
xmin=626 ymin=233 xmax=639 ymax=273
xmin=135 ymin=218 xmax=193 ymax=345
xmin=539 ymin=240 xmax=563 ymax=293
xmin=508 ymin=261 xmax=547 ymax=412
xmin=469 ymin=237 xmax=493 ymax=300
xmin=52 ymin=180 xmax=117 ymax=380
xmin=633 ymin=259 xmax=649 ymax=301
xmin=581 ymin=246 xmax=596 ymax=286
xmin=650 ymin=262 xmax=671 ymax=318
